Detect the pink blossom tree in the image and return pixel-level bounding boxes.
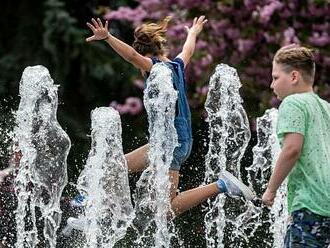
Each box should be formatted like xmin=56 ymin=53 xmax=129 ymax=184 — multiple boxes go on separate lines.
xmin=104 ymin=0 xmax=330 ymax=118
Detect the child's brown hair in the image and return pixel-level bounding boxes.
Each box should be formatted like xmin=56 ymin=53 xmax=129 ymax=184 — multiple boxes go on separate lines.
xmin=133 ymin=16 xmax=171 ymax=56
xmin=274 ymin=45 xmax=316 ymax=83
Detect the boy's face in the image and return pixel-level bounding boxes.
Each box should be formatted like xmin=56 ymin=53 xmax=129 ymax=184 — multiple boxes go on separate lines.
xmin=270 ymin=62 xmax=295 ymax=100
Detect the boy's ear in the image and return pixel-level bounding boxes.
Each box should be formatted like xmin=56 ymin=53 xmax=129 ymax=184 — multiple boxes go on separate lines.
xmin=291 ymin=70 xmax=300 ymax=85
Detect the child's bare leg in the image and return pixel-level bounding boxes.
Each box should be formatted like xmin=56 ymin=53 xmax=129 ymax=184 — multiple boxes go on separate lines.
xmin=125 ymin=144 xmax=149 ymax=173
xmin=169 ymin=170 xmax=220 ymax=216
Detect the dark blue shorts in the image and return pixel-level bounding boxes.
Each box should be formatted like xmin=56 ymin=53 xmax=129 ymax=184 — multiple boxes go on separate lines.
xmin=170 ymin=140 xmax=193 ymax=171
xmin=284 ymin=208 xmax=330 ymax=248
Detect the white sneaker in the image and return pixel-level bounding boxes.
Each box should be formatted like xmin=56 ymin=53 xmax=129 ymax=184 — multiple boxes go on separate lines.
xmin=217 ymin=170 xmax=256 ymax=201
xmin=67 ymin=217 xmax=89 ymax=231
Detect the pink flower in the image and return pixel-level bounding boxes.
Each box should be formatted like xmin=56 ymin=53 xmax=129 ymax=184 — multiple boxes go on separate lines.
xmin=225 ymin=28 xmax=240 ymax=40
xmin=133 ymin=79 xmax=145 ymax=90
xmin=210 ymin=19 xmax=230 ymax=35
xmin=148 ymin=11 xmax=165 ymax=20
xmin=237 ymin=39 xmax=255 ymax=53
xmin=244 ymin=0 xmax=257 ymax=10
xmin=104 ymin=6 xmax=147 ymax=24
xmin=167 ymin=23 xmax=190 ymax=39
xmin=109 ymin=97 xmax=143 ymax=115
xmin=217 ymin=2 xmax=235 ymax=14
xmin=263 ymin=33 xmax=276 ymax=43
xmin=196 ymin=86 xmax=209 ymax=96
xmin=282 ymin=27 xmax=300 ymax=45
xmin=192 ymin=66 xmax=203 ymax=78
xmin=259 ymin=1 xmax=283 ymax=23
xmin=200 ymin=54 xmax=213 ymax=68
xmin=308 ymin=4 xmax=329 ymax=17
xmin=196 ymin=40 xmax=208 ymax=50
xmin=208 ymin=43 xmax=225 ymax=58
xmin=312 ymin=23 xmax=330 ymax=32
xmin=126 ymin=97 xmax=143 ymax=115
xmin=309 ymin=32 xmax=330 ymax=47
xmin=140 ymin=0 xmax=163 ymax=10
xmin=177 ymin=0 xmax=212 ymax=8
xmin=110 ymin=101 xmax=129 ymax=114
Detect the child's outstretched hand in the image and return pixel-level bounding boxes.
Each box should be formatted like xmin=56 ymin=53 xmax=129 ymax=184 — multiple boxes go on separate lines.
xmin=86 ymin=18 xmax=110 ymax=42
xmin=185 ymin=16 xmax=208 ymax=36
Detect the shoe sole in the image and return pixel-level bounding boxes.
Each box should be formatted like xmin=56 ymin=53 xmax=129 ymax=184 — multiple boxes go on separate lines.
xmin=222 ymin=170 xmax=256 ymax=201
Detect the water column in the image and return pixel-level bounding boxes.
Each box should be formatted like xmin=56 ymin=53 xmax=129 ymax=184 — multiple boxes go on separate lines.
xmin=203 ymin=64 xmax=251 ymax=247
xmin=254 ymin=109 xmax=287 ymax=247
xmin=224 ymin=108 xmax=271 ymax=246
xmin=238 ymin=108 xmax=286 ymax=247
xmin=14 ymin=65 xmax=71 ymax=248
xmin=133 ymin=63 xmax=178 ymax=247
xmin=76 ymin=107 xmax=134 ymax=247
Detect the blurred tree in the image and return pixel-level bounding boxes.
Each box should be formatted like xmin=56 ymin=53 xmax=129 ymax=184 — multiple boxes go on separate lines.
xmin=0 ymin=0 xmax=146 ymax=180
xmin=105 ymin=0 xmax=330 ymax=119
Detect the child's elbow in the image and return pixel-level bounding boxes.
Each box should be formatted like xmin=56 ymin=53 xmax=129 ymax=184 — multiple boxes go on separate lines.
xmin=286 ymin=145 xmax=302 ymax=159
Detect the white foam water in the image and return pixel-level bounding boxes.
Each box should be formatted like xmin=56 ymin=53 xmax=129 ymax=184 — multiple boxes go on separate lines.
xmin=133 ymin=63 xmax=178 ymax=247
xmin=260 ymin=109 xmax=287 ymax=248
xmin=76 ymin=107 xmax=135 ymax=247
xmin=203 ymin=64 xmax=251 ymax=247
xmin=231 ymin=108 xmax=287 ymax=247
xmin=14 ymin=65 xmax=71 ymax=248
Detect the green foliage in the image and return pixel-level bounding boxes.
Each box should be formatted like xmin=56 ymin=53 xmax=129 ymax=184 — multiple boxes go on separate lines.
xmin=0 ymin=0 xmax=142 ymax=177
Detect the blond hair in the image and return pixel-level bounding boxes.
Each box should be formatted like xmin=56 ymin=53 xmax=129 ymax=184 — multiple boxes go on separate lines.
xmin=274 ymin=45 xmax=316 ymax=83
xmin=133 ymin=16 xmax=171 ymax=56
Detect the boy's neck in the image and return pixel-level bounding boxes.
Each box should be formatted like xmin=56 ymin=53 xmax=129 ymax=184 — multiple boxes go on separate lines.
xmin=291 ymin=83 xmax=314 ymax=95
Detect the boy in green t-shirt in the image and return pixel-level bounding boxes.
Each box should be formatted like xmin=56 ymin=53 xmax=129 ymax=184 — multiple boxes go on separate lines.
xmin=262 ymin=45 xmax=330 ymax=247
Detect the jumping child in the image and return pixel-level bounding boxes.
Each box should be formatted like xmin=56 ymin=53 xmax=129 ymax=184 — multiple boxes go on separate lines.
xmin=86 ymin=16 xmax=255 ymax=216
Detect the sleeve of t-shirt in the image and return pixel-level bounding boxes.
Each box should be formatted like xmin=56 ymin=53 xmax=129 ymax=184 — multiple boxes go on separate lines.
xmin=277 ymin=96 xmax=306 ymax=140
xmin=173 ymin=57 xmax=185 ymax=71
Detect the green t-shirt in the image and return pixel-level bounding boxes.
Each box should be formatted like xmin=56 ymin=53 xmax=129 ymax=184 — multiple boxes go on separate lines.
xmin=277 ymin=92 xmax=330 ymax=217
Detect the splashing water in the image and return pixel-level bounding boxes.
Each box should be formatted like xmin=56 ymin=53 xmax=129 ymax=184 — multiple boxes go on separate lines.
xmin=133 ymin=63 xmax=178 ymax=247
xmin=8 ymin=65 xmax=289 ymax=247
xmin=14 ymin=65 xmax=71 ymax=248
xmin=203 ymin=64 xmax=251 ymax=247
xmin=240 ymin=108 xmax=286 ymax=247
xmin=0 ymin=103 xmax=16 ymax=247
xmin=75 ymin=107 xmax=134 ymax=247
xmin=258 ymin=109 xmax=287 ymax=248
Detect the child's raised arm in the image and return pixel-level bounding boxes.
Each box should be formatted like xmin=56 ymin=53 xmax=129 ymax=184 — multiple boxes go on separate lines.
xmin=176 ymin=16 xmax=208 ymax=68
xmin=86 ymin=18 xmax=153 ymax=72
